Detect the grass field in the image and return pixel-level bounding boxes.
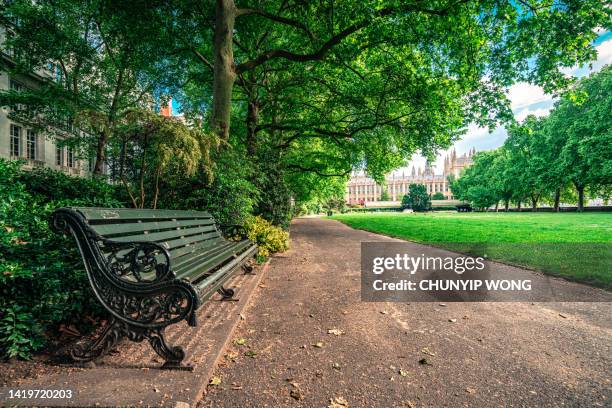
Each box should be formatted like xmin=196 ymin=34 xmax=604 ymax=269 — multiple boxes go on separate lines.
xmin=330 ymin=212 xmax=612 ymax=288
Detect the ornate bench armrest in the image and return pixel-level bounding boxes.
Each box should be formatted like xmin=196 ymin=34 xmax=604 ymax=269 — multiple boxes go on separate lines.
xmin=218 ymin=224 xmax=249 ymax=240
xmin=99 ymin=238 xmax=175 ymax=284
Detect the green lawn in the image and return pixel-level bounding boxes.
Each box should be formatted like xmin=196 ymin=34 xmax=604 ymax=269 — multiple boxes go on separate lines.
xmin=330 ymin=212 xmax=612 ymax=289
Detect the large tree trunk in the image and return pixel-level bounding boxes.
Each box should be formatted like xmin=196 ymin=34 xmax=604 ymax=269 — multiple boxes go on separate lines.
xmin=504 ymin=199 xmax=509 ymax=212
xmin=576 ymin=184 xmax=585 ymax=212
xmin=93 ymin=131 xmax=108 ymax=175
xmin=531 ymin=195 xmax=538 ymax=211
xmin=246 ymin=99 xmax=260 ymax=156
xmin=517 ymin=200 xmax=521 ymax=210
xmin=553 ymin=188 xmax=561 ymax=212
xmin=495 ymin=201 xmax=499 ymax=212
xmin=211 ymin=0 xmax=237 ymax=140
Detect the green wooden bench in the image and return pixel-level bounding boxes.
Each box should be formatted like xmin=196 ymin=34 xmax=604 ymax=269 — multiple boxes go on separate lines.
xmin=50 ymin=207 xmax=257 ymax=369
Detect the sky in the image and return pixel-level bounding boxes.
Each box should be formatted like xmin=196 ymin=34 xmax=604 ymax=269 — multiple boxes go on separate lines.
xmin=394 ymin=31 xmax=612 ymax=176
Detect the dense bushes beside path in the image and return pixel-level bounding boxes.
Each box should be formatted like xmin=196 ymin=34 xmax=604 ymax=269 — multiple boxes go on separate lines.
xmin=0 ymin=159 xmax=124 ymax=359
xmin=0 ymin=158 xmax=290 ymax=359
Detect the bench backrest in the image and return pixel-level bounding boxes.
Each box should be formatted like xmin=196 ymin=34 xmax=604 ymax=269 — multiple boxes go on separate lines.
xmin=70 ymin=207 xmax=225 ymax=260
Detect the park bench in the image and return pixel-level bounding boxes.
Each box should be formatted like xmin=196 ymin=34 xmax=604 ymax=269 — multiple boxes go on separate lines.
xmin=50 ymin=207 xmax=257 ymax=369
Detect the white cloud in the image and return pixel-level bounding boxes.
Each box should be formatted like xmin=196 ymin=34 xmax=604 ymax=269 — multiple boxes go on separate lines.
xmin=400 ymin=35 xmax=612 ymax=176
xmin=507 ymin=82 xmax=552 ymax=110
xmin=514 ymin=106 xmax=552 ymax=122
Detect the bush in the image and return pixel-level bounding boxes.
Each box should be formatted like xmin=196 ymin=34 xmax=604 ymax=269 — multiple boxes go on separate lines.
xmin=244 ymin=216 xmax=290 ymax=259
xmin=401 ymin=184 xmax=431 ymax=211
xmin=432 ymin=192 xmax=445 ymax=200
xmin=156 ymin=148 xmax=258 ymax=226
xmin=0 ymin=159 xmax=124 ymax=359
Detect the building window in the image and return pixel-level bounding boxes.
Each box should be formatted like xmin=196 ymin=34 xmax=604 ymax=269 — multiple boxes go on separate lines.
xmin=67 ymin=147 xmax=75 ymax=168
xmin=9 ymin=79 xmax=24 ymax=92
xmin=26 ymin=130 xmax=36 ymax=160
xmin=56 ymin=144 xmax=64 ymax=166
xmin=10 ymin=124 xmax=21 ymax=157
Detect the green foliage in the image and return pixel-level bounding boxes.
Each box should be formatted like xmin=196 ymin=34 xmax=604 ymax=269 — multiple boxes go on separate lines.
xmin=401 ymin=184 xmax=431 ymax=212
xmin=450 ymin=67 xmax=611 ymax=211
xmin=0 ymin=159 xmax=124 ymax=359
xmin=380 ymin=189 xmax=390 ymax=201
xmin=432 ymin=192 xmax=445 ymax=200
xmin=244 ymin=216 xmax=290 ymax=259
xmin=156 ymin=148 xmax=258 ymax=226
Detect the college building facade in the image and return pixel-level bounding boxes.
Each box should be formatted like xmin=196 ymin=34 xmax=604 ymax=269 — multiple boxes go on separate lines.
xmin=345 ymin=149 xmax=475 ymax=205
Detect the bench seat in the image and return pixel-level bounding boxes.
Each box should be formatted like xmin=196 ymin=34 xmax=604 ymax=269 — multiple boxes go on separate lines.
xmin=50 ymin=206 xmax=257 ymax=369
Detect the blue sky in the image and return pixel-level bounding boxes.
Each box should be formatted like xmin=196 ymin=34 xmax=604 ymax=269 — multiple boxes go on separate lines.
xmin=397 ymin=31 xmax=612 ymax=176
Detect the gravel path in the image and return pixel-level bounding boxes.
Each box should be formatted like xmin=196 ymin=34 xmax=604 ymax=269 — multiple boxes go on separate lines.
xmin=201 ymin=217 xmax=611 ymax=408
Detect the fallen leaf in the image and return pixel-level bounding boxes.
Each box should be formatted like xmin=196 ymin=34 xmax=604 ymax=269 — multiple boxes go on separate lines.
xmin=244 ymin=350 xmax=257 ymax=358
xmin=439 ymin=303 xmax=447 ymax=307
xmin=421 ymin=347 xmax=435 ymax=356
xmin=466 ymin=387 xmax=476 ymax=394
xmin=290 ymin=388 xmax=303 ymax=400
xmin=153 ymin=387 xmax=160 ymax=393
xmin=327 ymin=328 xmax=345 ymax=336
xmin=234 ymin=338 xmax=247 ymax=346
xmin=224 ymin=351 xmax=238 ymax=361
xmin=559 ymin=313 xmax=567 ymax=318
xmin=209 ymin=377 xmax=222 ymax=386
xmin=328 ymin=396 xmax=349 ymax=407
xmin=380 ymin=310 xmax=388 ymax=315
xmin=239 ymin=313 xmax=245 ymax=320
xmin=448 ymin=318 xmax=457 ymax=323
xmin=312 ymin=342 xmax=324 ymax=348
xmin=404 ymin=401 xmax=416 ymax=408
xmin=399 ymin=369 xmax=409 ymax=377
xmin=418 ymin=358 xmax=432 ymax=366
xmin=332 ymin=362 xmax=341 ymax=370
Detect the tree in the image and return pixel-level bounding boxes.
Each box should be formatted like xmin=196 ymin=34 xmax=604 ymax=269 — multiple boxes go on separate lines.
xmin=173 ymin=0 xmax=608 ymax=183
xmin=450 ymin=151 xmax=501 ymax=210
xmin=402 ymin=184 xmax=431 ymax=212
xmin=113 ymin=110 xmax=216 ymax=209
xmin=0 ymin=1 xmax=180 ymax=174
xmin=432 ymin=192 xmax=445 ymax=200
xmin=550 ymin=66 xmax=612 ymax=211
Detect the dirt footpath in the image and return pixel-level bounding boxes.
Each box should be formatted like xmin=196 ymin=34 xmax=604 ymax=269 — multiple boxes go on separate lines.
xmin=201 ymin=217 xmax=611 ymax=408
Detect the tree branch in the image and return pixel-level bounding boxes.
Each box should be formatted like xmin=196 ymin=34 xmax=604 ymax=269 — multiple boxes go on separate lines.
xmin=236 ymin=8 xmax=315 ymax=40
xmin=235 ymin=21 xmax=368 ymax=74
xmin=285 ymin=163 xmax=351 ymax=177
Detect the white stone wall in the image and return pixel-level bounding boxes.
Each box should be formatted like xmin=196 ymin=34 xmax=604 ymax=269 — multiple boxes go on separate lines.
xmin=1 ymin=26 xmax=91 ymax=177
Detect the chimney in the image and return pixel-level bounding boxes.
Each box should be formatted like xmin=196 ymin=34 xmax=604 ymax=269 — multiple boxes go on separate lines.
xmin=160 ymin=99 xmax=172 ymax=117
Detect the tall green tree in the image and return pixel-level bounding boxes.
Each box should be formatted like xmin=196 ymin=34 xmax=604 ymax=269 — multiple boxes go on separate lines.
xmin=550 ymin=66 xmax=612 ymax=211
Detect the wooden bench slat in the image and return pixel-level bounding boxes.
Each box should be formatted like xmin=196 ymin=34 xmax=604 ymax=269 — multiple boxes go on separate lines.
xmin=169 ymin=237 xmax=225 ymax=259
xmin=194 ymin=244 xmax=258 ymax=293
xmin=172 ymin=241 xmax=236 ymax=271
xmin=176 ymin=240 xmax=253 ymax=282
xmin=74 ymin=207 xmax=213 ymax=221
xmin=109 ymin=225 xmax=220 ymax=244
xmin=91 ymin=218 xmax=216 ymax=236
xmin=163 ymin=231 xmax=223 ymax=250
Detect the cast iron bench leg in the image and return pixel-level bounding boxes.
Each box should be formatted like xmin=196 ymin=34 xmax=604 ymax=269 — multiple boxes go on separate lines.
xmin=71 ymin=318 xmax=124 ymax=363
xmin=217 ymin=286 xmax=235 ymax=299
xmin=242 ymin=263 xmax=254 ymax=274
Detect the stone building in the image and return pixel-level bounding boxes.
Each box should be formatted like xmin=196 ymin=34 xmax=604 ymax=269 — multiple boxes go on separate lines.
xmin=0 ymin=25 xmax=98 ymax=177
xmin=345 ymin=148 xmax=475 ymax=205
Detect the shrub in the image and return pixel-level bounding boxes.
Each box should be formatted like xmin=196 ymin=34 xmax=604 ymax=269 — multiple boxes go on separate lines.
xmin=244 ymin=216 xmax=290 ymax=259
xmin=0 ymin=159 xmax=124 ymax=359
xmin=432 ymin=192 xmax=446 ymax=200
xmin=401 ymin=184 xmax=431 ymax=211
